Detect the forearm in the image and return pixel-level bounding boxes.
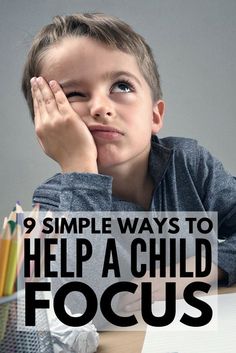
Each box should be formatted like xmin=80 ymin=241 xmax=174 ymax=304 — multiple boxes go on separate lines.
xmin=218 ymin=233 xmax=236 ymax=286
xmin=33 ymin=172 xmax=113 ymax=212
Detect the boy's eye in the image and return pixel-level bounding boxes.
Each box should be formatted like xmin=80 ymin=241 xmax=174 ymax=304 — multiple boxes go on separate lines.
xmin=66 ymin=91 xmax=86 ymax=100
xmin=111 ymin=81 xmax=134 ymax=93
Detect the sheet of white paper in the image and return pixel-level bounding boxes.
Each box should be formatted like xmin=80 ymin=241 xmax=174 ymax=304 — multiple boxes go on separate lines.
xmin=142 ymin=293 xmax=236 ymax=353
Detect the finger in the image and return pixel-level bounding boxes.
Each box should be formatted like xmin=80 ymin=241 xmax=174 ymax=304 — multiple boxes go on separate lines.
xmin=121 ymin=291 xmax=140 ymax=308
xmin=122 ymin=290 xmax=159 ymax=312
xmin=31 ymin=78 xmax=40 ymax=126
xmin=30 ymin=78 xmax=39 ymax=113
xmin=124 ymin=282 xmax=142 ymax=305
xmin=36 ymin=77 xmax=59 ymax=116
xmin=31 ymin=77 xmax=47 ymax=120
xmin=123 ymin=299 xmax=141 ymax=312
xmin=49 ymin=80 xmax=76 ymax=116
xmin=118 ymin=289 xmax=141 ymax=312
xmin=32 ymin=90 xmax=40 ymax=126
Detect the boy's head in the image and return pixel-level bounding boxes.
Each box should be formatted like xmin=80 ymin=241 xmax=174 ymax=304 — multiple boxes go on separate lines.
xmin=22 ymin=12 xmax=162 ymax=120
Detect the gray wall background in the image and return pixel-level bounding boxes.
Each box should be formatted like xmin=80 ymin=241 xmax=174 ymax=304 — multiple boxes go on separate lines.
xmin=0 ymin=0 xmax=235 ymax=220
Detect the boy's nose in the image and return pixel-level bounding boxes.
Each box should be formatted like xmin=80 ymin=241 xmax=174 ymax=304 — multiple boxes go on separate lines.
xmin=89 ymin=95 xmax=115 ymax=120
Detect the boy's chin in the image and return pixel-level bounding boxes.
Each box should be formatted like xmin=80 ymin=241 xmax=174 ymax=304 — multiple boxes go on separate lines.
xmin=97 ymin=157 xmax=124 ymax=175
xmin=97 ymin=160 xmax=117 ymax=174
xmin=96 ymin=150 xmax=121 ymax=171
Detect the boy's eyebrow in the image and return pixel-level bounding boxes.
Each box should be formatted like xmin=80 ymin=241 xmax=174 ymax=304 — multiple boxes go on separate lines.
xmin=59 ymin=71 xmax=142 ymax=89
xmin=102 ymin=71 xmax=142 ymax=86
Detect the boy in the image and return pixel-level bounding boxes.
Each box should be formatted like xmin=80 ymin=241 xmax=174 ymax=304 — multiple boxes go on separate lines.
xmin=22 ymin=13 xmax=236 ymax=314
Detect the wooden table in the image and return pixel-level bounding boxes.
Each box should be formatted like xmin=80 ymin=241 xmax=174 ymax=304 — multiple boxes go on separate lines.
xmin=98 ymin=284 xmax=236 ymax=353
xmin=97 ymin=331 xmax=146 ymax=353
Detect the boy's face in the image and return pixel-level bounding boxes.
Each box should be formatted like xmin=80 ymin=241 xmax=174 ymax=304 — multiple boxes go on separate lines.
xmin=40 ymin=37 xmax=164 ymax=172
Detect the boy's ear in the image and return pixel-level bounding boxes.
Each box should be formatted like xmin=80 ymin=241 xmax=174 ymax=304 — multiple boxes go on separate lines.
xmin=152 ymin=100 xmax=165 ymax=134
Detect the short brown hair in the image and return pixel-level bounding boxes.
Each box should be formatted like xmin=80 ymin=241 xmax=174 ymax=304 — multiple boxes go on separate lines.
xmin=21 ymin=12 xmax=162 ymax=120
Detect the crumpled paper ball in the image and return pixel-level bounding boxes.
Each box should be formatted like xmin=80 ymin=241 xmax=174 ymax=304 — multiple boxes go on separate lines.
xmin=49 ymin=306 xmax=99 ymax=353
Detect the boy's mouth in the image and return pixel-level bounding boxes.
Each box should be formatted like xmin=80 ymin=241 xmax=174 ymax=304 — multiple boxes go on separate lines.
xmin=88 ymin=125 xmax=124 ymax=140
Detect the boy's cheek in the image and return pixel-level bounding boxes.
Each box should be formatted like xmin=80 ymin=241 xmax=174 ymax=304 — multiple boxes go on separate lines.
xmin=70 ymin=102 xmax=86 ymax=117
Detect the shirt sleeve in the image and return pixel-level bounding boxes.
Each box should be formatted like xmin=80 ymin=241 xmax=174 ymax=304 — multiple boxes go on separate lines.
xmin=194 ymin=144 xmax=236 ymax=285
xmin=33 ymin=172 xmax=113 ymax=211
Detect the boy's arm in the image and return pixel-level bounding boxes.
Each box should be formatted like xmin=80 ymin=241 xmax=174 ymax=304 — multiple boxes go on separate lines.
xmin=33 ymin=172 xmax=113 ymax=211
xmin=30 ymin=76 xmax=115 ymax=211
xmin=119 ymin=256 xmax=222 ymax=312
xmin=119 ymin=142 xmax=236 ymax=312
xmin=195 ymin=144 xmax=236 ymax=286
xmin=33 ymin=172 xmax=116 ymax=329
